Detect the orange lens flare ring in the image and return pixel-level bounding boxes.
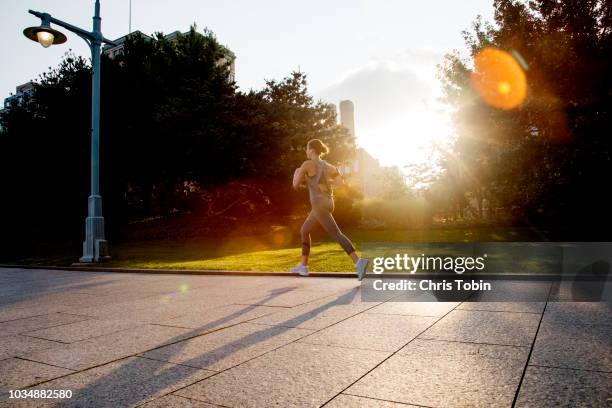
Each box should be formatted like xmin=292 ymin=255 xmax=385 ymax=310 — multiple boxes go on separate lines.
xmin=470 ymin=48 xmax=527 ymax=109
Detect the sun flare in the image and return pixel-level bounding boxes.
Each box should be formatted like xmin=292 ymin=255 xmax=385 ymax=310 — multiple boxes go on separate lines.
xmin=359 ymin=105 xmax=454 ymax=178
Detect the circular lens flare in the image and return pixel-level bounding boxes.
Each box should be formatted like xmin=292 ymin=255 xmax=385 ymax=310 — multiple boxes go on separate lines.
xmin=37 ymin=31 xmax=55 ymax=48
xmin=471 ymin=48 xmax=527 ymax=109
xmin=497 ymin=81 xmax=511 ymax=94
xmin=270 ymin=226 xmax=291 ymax=246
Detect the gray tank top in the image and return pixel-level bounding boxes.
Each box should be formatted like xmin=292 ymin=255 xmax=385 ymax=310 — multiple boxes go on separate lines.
xmin=306 ymin=159 xmax=333 ymax=204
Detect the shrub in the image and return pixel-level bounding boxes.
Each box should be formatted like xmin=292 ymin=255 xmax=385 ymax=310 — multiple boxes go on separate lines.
xmin=358 ymin=195 xmax=431 ymax=229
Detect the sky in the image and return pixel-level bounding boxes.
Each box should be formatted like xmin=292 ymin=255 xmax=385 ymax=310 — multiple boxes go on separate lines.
xmin=1 ymin=0 xmax=494 ymax=170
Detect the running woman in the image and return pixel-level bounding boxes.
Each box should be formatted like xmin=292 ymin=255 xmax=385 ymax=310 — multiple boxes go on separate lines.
xmin=290 ymin=138 xmax=369 ymax=280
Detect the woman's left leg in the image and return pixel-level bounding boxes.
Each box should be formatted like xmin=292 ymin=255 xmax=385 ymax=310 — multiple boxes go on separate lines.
xmin=312 ymin=208 xmax=357 ymax=261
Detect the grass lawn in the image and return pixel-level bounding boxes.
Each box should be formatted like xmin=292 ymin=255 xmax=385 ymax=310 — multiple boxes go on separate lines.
xmin=105 ymin=226 xmax=548 ymax=273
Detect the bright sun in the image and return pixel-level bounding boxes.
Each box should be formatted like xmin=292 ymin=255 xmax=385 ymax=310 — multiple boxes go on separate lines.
xmin=359 ymin=105 xmax=454 ymax=179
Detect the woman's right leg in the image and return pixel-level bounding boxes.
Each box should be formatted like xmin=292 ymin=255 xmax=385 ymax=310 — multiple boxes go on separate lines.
xmin=299 ymin=211 xmax=318 ymax=266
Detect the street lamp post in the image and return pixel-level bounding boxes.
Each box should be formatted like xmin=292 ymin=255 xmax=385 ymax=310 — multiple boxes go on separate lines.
xmin=24 ymin=0 xmax=115 ymax=262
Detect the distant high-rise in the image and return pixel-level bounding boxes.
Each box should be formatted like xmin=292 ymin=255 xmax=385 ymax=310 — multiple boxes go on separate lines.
xmin=339 ymin=100 xmax=355 ymax=138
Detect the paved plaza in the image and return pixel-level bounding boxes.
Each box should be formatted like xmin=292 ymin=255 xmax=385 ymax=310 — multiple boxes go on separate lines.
xmin=0 ymin=267 xmax=610 ymax=407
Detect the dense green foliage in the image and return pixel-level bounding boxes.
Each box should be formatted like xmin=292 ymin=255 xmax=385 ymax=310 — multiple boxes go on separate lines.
xmin=435 ymin=0 xmax=611 ymax=238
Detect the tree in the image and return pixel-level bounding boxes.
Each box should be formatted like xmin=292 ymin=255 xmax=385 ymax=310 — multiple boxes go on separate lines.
xmin=437 ymin=0 xmax=611 ymax=238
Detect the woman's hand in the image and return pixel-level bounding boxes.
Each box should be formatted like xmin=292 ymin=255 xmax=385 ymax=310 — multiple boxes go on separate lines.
xmin=293 ymin=166 xmax=305 ymax=190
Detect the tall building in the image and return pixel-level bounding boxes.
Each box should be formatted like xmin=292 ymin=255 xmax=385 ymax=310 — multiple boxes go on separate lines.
xmin=339 ymin=100 xmax=355 ymax=138
xmin=103 ymin=30 xmax=236 ymax=82
xmin=3 ymin=82 xmax=35 ymax=109
xmin=335 ymin=99 xmax=384 ymax=197
xmin=102 ymin=30 xmax=153 ymax=59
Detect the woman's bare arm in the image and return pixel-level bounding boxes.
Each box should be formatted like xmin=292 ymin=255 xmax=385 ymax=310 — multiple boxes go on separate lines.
xmin=293 ymin=161 xmax=313 ymax=190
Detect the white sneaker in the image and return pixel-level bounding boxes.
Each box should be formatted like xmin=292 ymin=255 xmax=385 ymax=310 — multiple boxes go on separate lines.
xmin=355 ymin=258 xmax=369 ymax=281
xmin=290 ymin=264 xmax=309 ymax=276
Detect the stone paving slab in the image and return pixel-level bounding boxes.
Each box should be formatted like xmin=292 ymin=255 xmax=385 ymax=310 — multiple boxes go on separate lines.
xmin=68 ymin=297 xmax=234 ymax=324
xmin=298 ymin=313 xmax=438 ymax=352
xmin=365 ymin=301 xmax=459 ymax=317
xmin=0 ymin=305 xmax=72 ymax=324
xmin=544 ymin=301 xmax=612 ymax=325
xmin=0 ymin=356 xmax=215 ymax=407
xmin=174 ymin=342 xmax=390 ymax=407
xmin=22 ymin=318 xmax=148 ymax=343
xmin=548 ymin=280 xmax=612 ymax=302
xmin=157 ymin=304 xmax=283 ymax=332
xmin=515 ymin=365 xmax=612 ymax=407
xmin=17 ymin=293 xmax=114 ymax=309
xmin=249 ymin=291 xmax=374 ymax=330
xmin=23 ymin=324 xmax=194 ymax=370
xmin=142 ymin=322 xmax=313 ymax=371
xmin=529 ymin=316 xmax=612 ymax=372
xmin=325 ymin=394 xmax=419 ymax=407
xmin=346 ymin=339 xmax=529 ymax=408
xmin=236 ymin=289 xmax=339 ymax=307
xmin=0 ymin=358 xmax=73 ymax=395
xmin=70 ymin=297 xmax=193 ymax=320
xmin=0 ymin=335 xmax=63 ymax=360
xmin=418 ymin=309 xmax=541 ymax=346
xmin=0 ymin=313 xmax=91 ymax=338
xmin=172 ymin=284 xmax=306 ymax=304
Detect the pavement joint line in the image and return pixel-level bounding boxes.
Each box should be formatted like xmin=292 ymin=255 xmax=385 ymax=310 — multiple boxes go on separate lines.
xmin=20 ymin=322 xmax=149 ymax=345
xmin=364 ymin=311 xmax=452 ymax=318
xmin=295 ymin=339 xmax=399 ymax=354
xmin=19 ymin=333 xmax=72 ymax=344
xmin=134 ymin=354 xmax=219 ymax=372
xmin=319 ymin=298 xmax=464 ymax=407
xmin=244 ymin=321 xmax=322 ymax=331
xmin=148 ymin=322 xmax=201 ymax=330
xmin=414 ymin=337 xmax=532 ymax=349
xmin=14 ymin=315 xmax=95 ymax=336
xmin=232 ymin=321 xmax=316 ymax=332
xmin=0 ymin=313 xmax=60 ymax=324
xmin=340 ymin=391 xmax=438 ymax=408
xmin=453 ymin=308 xmax=543 ymax=314
xmin=233 ymin=293 xmax=341 ymax=308
xmin=527 ymin=363 xmax=612 ymax=374
xmin=56 ymin=312 xmax=100 ymax=318
xmin=511 ymin=281 xmax=554 ymax=408
xmin=13 ymin=356 xmax=76 ymax=372
xmin=232 ymin=303 xmax=295 ymax=309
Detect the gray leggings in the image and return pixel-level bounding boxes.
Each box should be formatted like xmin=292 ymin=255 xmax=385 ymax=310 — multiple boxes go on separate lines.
xmin=300 ymin=196 xmax=356 ymax=256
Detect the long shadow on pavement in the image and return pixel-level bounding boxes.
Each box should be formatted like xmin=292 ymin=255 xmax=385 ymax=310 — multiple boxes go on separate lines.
xmin=49 ymin=285 xmax=360 ymax=407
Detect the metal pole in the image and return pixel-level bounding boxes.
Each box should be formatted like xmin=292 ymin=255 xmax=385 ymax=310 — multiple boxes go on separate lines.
xmin=80 ymin=0 xmax=109 ymax=262
xmin=27 ymin=3 xmax=115 ymax=263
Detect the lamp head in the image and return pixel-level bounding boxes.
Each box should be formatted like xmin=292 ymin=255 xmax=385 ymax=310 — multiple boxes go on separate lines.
xmin=23 ymin=16 xmax=67 ymax=48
